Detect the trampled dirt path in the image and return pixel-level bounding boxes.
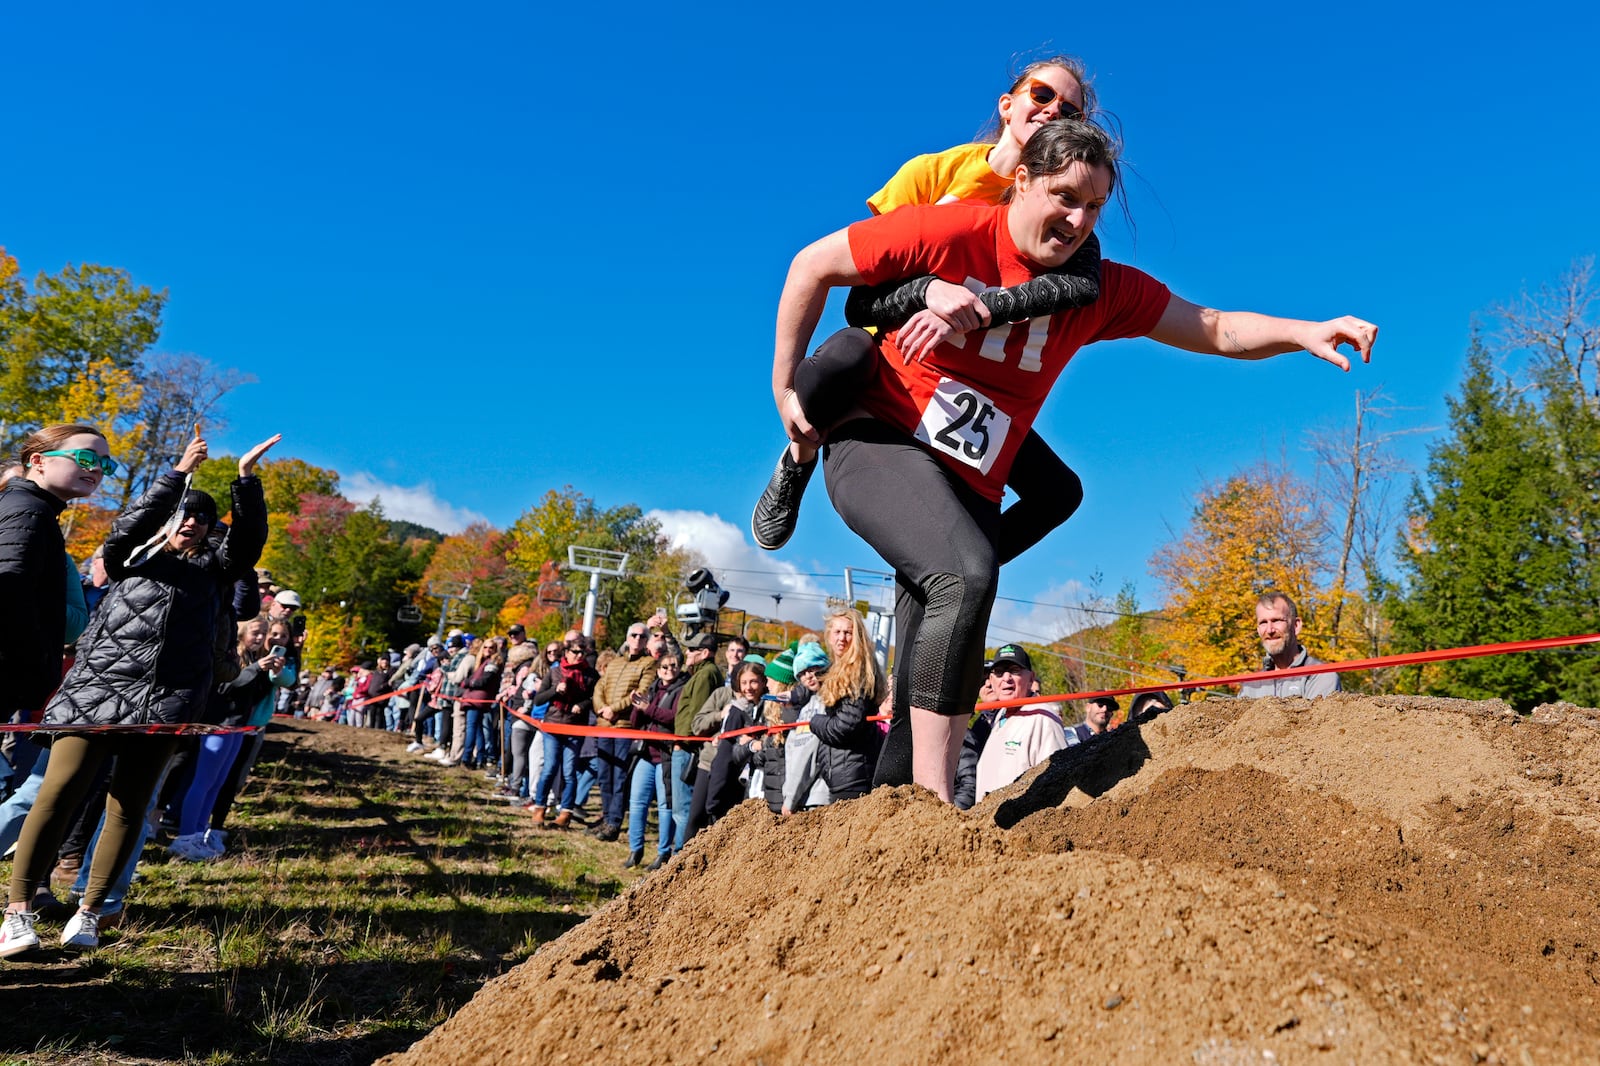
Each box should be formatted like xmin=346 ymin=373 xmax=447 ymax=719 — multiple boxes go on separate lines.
xmin=378 ymin=695 xmax=1600 ymax=1065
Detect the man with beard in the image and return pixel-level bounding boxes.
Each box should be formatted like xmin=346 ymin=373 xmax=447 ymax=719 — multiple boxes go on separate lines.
xmin=1238 ymin=590 xmax=1340 ymax=698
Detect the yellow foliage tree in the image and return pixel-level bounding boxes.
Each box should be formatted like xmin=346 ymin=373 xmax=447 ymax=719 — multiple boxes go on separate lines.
xmin=55 ymin=356 xmax=146 ymax=553
xmin=1149 ymin=465 xmax=1328 ymax=683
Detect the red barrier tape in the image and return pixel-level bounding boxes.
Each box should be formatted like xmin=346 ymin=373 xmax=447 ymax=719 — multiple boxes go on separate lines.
xmin=974 ymin=631 xmax=1600 ymax=714
xmin=0 ymin=722 xmax=264 ymax=736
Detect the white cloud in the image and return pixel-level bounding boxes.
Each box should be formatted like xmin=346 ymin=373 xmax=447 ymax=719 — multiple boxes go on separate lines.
xmin=342 ymin=472 xmax=489 ymax=534
xmin=985 ymin=578 xmax=1099 ymax=648
xmin=646 ymin=509 xmax=832 ymax=626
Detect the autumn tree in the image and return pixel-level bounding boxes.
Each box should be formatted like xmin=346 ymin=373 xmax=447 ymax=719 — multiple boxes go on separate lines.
xmin=262 ymin=493 xmax=432 ymax=660
xmin=506 ymin=487 xmax=702 ymax=644
xmin=0 ymin=252 xmax=165 ymax=454
xmin=1149 ymin=465 xmax=1328 ymax=682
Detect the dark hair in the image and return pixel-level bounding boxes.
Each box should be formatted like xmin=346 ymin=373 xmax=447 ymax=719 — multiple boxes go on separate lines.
xmin=1001 ymin=118 xmax=1119 ymax=202
xmin=1129 ymin=691 xmax=1173 ymax=717
xmin=17 ymin=423 xmax=106 ymax=468
xmin=731 ymin=659 xmax=766 ymax=690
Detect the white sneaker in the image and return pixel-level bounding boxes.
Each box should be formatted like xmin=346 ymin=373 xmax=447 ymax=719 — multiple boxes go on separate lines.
xmin=436 ymin=756 xmax=459 ymax=767
xmin=405 ymin=741 xmax=424 ymax=753
xmin=426 ymin=749 xmax=451 ymax=763
xmin=168 ymin=832 xmax=214 ymax=862
xmin=0 ymin=910 xmax=40 ymax=958
xmin=60 ymin=909 xmax=99 ymax=949
xmin=203 ymin=829 xmax=228 ymax=857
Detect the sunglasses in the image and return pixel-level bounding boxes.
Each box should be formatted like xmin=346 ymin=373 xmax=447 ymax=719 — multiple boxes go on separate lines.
xmin=1023 ymin=79 xmax=1082 ymax=120
xmin=41 ymin=449 xmax=118 ymax=476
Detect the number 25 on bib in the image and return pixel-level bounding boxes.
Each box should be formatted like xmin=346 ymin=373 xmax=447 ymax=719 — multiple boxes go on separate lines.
xmin=914 ymin=378 xmax=1013 ymax=477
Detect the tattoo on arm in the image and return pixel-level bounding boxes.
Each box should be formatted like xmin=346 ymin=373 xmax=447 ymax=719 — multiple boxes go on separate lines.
xmin=1224 ymin=329 xmax=1248 ymax=354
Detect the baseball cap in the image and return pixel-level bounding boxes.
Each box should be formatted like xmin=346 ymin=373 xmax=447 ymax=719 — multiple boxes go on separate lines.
xmin=991 ymin=644 xmax=1032 ymax=672
xmin=508 ymin=624 xmax=525 ymax=637
xmin=275 ymin=590 xmax=304 ymax=608
xmin=682 ymin=631 xmax=718 ymax=651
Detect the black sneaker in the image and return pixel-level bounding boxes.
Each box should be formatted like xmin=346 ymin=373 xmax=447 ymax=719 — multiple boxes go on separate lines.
xmin=751 ymin=447 xmax=817 ymax=551
xmin=596 ymin=823 xmax=621 ymax=842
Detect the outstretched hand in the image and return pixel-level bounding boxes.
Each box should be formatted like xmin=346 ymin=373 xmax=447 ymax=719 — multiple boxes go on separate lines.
xmin=239 ymin=434 xmax=283 ymax=478
xmin=1299 ymin=316 xmax=1378 ymax=372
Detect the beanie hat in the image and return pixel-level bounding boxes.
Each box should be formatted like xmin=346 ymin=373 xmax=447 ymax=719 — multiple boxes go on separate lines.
xmin=181 ymin=489 xmax=218 ymax=524
xmin=766 ymin=646 xmax=797 ymax=685
xmin=793 ymin=641 xmax=830 ymax=676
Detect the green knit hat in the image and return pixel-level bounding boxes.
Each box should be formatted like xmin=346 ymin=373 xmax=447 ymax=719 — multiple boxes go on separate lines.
xmin=765 ymin=645 xmax=797 ymax=685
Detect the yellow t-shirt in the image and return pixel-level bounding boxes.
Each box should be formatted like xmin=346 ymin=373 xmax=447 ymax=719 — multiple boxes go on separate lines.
xmin=865 ymin=142 xmax=1010 ymax=215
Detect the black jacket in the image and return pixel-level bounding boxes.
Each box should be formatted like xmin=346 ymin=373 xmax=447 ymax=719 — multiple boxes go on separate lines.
xmin=44 ymin=472 xmax=267 ymax=728
xmin=0 ymin=480 xmax=70 ymax=714
xmin=807 ymin=694 xmax=882 ymax=801
xmin=747 ymin=697 xmax=798 ymax=814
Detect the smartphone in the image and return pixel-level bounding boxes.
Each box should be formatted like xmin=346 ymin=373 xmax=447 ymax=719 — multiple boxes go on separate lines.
xmin=271 ymin=645 xmax=288 ymax=659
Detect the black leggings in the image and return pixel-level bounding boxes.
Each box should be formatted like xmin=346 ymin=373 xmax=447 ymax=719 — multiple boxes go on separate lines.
xmin=795 ymin=328 xmax=1083 ymax=564
xmin=822 ymin=420 xmax=1002 ymax=788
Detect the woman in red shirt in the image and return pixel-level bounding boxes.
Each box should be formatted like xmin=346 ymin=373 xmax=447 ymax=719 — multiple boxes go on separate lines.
xmin=770 ymin=119 xmax=1376 ymax=802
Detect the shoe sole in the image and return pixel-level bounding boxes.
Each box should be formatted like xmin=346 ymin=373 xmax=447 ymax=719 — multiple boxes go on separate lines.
xmin=0 ymin=938 xmax=40 ymax=958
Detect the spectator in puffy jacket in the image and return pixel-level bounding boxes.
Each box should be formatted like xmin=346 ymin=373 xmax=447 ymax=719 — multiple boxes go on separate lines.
xmin=0 ymin=424 xmax=107 ymax=906
xmin=3 ymin=430 xmax=275 ymax=956
xmin=806 ymin=611 xmax=886 ymax=803
xmin=703 ymin=660 xmax=768 ymax=822
xmin=745 ymin=646 xmax=797 ymax=814
xmin=781 ymin=642 xmax=834 ymax=815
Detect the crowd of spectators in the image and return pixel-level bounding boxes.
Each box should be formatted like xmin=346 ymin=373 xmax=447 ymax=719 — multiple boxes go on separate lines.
xmin=0 ymin=429 xmax=1327 ymax=958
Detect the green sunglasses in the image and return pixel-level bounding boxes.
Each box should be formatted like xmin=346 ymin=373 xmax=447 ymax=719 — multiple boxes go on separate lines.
xmin=41 ymin=449 xmax=118 ymax=476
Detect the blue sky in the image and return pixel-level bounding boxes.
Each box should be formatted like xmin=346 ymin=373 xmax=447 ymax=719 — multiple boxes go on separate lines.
xmin=7 ymin=1 xmax=1598 ymax=649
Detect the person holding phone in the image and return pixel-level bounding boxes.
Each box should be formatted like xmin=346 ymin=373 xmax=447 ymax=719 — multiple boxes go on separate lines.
xmin=168 ymin=616 xmax=294 ymax=860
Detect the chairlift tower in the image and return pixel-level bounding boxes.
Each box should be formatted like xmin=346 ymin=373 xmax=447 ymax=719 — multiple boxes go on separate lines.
xmin=841 ymin=566 xmax=896 ymax=669
xmin=426 ymin=580 xmax=472 ymax=643
xmin=567 ymin=546 xmax=630 ymax=639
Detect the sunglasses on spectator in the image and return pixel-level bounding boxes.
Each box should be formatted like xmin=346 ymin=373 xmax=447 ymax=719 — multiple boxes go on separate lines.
xmin=276 ymin=604 xmax=297 ymax=612
xmin=658 ymin=663 xmax=680 ymax=672
xmin=1023 ymin=79 xmax=1082 ymax=119
xmin=41 ymin=449 xmax=118 ymax=476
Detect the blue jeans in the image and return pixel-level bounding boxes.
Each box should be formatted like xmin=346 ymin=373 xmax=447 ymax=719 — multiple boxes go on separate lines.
xmin=594 ymin=736 xmax=631 ymax=827
xmin=670 ymin=748 xmax=694 ymax=852
xmin=628 ymin=759 xmax=671 ymax=857
xmin=463 ymin=708 xmax=486 ymax=766
xmin=535 ymin=733 xmax=582 ymax=812
xmin=0 ymin=748 xmax=49 ymax=854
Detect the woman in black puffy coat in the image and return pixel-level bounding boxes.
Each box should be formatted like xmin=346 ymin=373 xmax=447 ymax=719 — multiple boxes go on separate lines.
xmin=806 ymin=610 xmax=887 ymax=802
xmin=1 ymin=432 xmax=276 ymax=956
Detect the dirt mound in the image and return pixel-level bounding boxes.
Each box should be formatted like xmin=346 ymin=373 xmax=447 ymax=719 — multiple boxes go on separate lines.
xmin=378 ymin=695 xmax=1600 ymax=1065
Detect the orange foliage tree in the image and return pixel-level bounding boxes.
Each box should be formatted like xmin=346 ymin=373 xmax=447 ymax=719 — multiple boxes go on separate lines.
xmin=1148 ymin=465 xmax=1328 ymax=683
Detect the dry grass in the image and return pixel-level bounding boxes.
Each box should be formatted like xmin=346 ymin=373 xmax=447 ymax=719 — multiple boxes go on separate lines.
xmin=0 ymin=719 xmax=630 ymax=1065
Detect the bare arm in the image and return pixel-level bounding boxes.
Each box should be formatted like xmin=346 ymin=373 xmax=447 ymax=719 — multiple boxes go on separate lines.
xmin=1146 ymin=295 xmax=1377 ymax=371
xmin=772 ymin=229 xmax=865 ymax=445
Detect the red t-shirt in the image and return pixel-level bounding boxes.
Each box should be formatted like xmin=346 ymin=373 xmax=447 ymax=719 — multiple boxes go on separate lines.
xmin=847 ymin=201 xmax=1171 ymax=501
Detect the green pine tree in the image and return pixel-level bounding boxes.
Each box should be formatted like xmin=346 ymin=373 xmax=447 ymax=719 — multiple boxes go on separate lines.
xmin=1391 ymin=338 xmax=1583 ymax=709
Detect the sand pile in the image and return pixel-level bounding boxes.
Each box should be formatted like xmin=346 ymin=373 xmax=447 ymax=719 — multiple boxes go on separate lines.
xmin=379 ymin=695 xmax=1600 ymax=1065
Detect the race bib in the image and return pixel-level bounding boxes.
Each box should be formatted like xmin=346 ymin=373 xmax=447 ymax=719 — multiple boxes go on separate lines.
xmin=914 ymin=377 xmax=1012 ymax=476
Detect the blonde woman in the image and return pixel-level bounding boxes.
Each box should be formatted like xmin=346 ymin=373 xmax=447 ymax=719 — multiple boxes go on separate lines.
xmin=806 ymin=611 xmax=887 ymax=802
